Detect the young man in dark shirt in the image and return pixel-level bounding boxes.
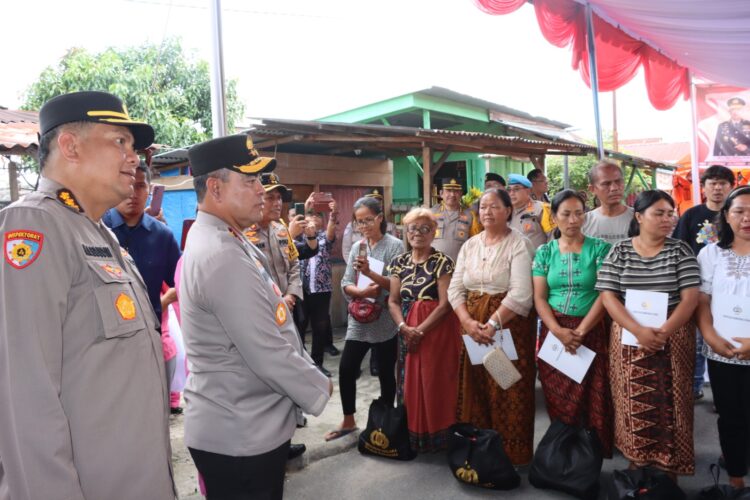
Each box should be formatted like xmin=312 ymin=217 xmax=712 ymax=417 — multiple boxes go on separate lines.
xmin=673 ymin=164 xmax=735 ymax=400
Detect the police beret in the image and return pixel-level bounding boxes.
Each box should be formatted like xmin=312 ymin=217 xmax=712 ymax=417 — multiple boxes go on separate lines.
xmin=364 ymin=188 xmax=383 ymax=200
xmin=261 ymin=173 xmax=292 ymax=202
xmin=485 ymin=172 xmax=506 ymax=186
xmin=188 ymin=134 xmax=276 ymax=177
xmin=508 ymin=174 xmax=531 ymax=188
xmin=728 ymin=97 xmax=746 ymax=108
xmin=440 ymin=178 xmax=463 ymax=191
xmin=39 ymin=91 xmax=155 ymax=150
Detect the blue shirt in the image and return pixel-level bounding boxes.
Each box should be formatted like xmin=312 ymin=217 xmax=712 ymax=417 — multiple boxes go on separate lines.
xmin=103 ymin=209 xmax=182 ymax=319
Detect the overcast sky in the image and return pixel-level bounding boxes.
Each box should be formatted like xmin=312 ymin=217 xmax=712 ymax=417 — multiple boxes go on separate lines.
xmin=3 ymin=0 xmax=693 ymax=143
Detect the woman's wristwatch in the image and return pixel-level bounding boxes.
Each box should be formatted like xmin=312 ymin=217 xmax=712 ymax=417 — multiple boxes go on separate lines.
xmin=487 ymin=318 xmax=500 ymax=331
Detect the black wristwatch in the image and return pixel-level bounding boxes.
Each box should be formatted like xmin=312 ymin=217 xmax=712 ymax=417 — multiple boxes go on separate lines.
xmin=306 ymin=235 xmax=317 ymax=240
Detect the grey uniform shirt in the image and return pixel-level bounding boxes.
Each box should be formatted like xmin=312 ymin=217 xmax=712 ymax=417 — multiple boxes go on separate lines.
xmin=245 ymin=221 xmax=302 ymax=299
xmin=430 ymin=204 xmax=477 ymax=262
xmin=0 ymin=178 xmax=175 ymax=500
xmin=179 ymin=212 xmax=330 ymax=457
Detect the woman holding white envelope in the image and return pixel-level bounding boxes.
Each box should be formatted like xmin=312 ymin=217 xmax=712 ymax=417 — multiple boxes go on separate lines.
xmin=696 ymin=185 xmax=750 ymax=490
xmin=596 ymin=189 xmax=701 ymax=479
xmin=448 ymin=188 xmax=536 ymax=465
xmin=532 ymin=190 xmax=614 ymax=458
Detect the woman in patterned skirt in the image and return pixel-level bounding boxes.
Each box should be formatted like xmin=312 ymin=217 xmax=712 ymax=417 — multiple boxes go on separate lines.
xmin=696 ymin=186 xmax=750 ymax=489
xmin=596 ymin=190 xmax=700 ymax=479
xmin=448 ymin=188 xmax=536 ymax=465
xmin=533 ymin=190 xmax=614 ymax=456
xmin=388 ymin=207 xmax=461 ymax=452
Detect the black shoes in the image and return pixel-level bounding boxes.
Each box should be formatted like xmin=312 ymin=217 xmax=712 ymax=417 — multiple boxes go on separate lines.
xmin=324 ymin=345 xmax=340 ymax=356
xmin=288 ymin=444 xmax=306 ymax=460
xmin=316 ymin=364 xmax=332 ymax=378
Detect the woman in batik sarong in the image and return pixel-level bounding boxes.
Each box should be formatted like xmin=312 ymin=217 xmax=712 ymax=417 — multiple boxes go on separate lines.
xmin=448 ymin=188 xmax=536 ymax=465
xmin=696 ymin=186 xmax=750 ymax=490
xmin=596 ymin=190 xmax=700 ymax=479
xmin=533 ymin=189 xmax=614 ymax=457
xmin=388 ymin=207 xmax=460 ymax=452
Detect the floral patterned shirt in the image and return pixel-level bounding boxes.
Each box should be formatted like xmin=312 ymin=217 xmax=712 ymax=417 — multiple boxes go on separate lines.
xmin=300 ymin=231 xmax=335 ymax=295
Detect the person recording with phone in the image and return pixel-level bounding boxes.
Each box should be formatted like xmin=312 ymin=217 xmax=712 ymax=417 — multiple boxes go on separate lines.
xmin=102 ymin=160 xmax=183 ymax=409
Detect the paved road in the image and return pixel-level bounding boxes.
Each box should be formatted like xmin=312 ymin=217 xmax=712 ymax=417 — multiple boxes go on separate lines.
xmin=283 ymin=387 xmax=728 ymax=499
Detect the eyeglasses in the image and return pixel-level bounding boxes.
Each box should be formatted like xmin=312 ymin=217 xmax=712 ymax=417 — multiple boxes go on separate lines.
xmin=354 ymin=216 xmax=379 ymax=227
xmin=532 ymin=179 xmax=548 ymax=184
xmin=406 ymin=224 xmax=433 ymax=235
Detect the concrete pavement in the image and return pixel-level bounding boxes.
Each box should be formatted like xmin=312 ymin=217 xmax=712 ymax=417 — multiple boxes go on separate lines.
xmin=173 ymin=326 xmax=733 ymax=499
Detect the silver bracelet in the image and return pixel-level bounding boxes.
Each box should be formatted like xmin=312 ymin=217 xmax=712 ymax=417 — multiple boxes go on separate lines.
xmin=487 ymin=318 xmax=500 ymax=331
xmin=397 ymin=321 xmax=406 ymax=331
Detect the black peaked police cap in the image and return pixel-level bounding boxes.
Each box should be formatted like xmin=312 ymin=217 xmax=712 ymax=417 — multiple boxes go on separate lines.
xmin=188 ymin=134 xmax=276 ymax=177
xmin=39 ymin=91 xmax=155 ymax=150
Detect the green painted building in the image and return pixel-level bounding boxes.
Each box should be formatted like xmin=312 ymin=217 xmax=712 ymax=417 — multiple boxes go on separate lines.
xmin=319 ymin=87 xmax=573 ymax=205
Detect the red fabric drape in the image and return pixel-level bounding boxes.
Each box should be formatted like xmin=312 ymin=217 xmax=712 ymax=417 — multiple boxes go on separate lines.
xmin=477 ymin=0 xmax=689 ymax=110
xmin=473 ymin=0 xmax=525 ymax=15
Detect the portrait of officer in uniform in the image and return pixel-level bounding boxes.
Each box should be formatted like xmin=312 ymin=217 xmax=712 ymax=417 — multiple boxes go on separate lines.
xmin=430 ymin=178 xmax=481 ymax=261
xmin=179 ymin=134 xmax=331 ymax=500
xmin=0 ymin=91 xmax=176 ymax=499
xmin=713 ymin=97 xmax=750 ymax=157
xmin=507 ymin=173 xmax=555 ymax=250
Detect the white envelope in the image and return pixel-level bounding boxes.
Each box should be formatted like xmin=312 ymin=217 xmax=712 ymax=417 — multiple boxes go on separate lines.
xmin=621 ymin=289 xmax=668 ymax=347
xmin=356 ymin=257 xmax=385 ymax=288
xmin=712 ymin=293 xmax=750 ymax=348
xmin=462 ymin=329 xmax=517 ymax=365
xmin=537 ymin=333 xmax=596 ymax=384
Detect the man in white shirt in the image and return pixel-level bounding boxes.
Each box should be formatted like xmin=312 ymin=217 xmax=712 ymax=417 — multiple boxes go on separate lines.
xmin=582 ymin=160 xmax=633 ymax=244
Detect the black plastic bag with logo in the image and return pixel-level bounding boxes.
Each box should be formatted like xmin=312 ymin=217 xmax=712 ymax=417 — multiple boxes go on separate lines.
xmin=357 ymin=398 xmax=416 ymax=461
xmin=447 ymin=423 xmax=520 ymax=490
xmin=697 ymin=464 xmax=750 ymax=500
xmin=529 ymin=420 xmax=603 ymax=499
xmin=607 ymin=468 xmax=686 ymax=500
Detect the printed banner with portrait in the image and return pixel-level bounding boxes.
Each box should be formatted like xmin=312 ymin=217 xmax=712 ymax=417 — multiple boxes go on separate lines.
xmin=696 ymin=84 xmax=750 ymax=165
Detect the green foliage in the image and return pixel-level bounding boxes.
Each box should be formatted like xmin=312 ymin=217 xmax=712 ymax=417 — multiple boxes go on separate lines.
xmin=545 ymin=155 xmax=595 ymax=195
xmin=23 ymin=38 xmax=244 ymax=151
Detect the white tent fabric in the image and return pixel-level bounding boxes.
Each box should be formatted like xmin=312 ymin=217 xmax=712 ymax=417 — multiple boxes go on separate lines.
xmin=580 ymin=0 xmax=750 ymax=87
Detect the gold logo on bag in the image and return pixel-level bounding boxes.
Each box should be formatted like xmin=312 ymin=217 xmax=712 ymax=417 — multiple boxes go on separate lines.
xmin=455 ymin=462 xmax=479 ymax=484
xmin=369 ymin=429 xmax=389 ymax=449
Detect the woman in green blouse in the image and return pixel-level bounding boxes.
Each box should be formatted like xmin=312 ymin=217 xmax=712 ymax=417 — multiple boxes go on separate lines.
xmin=532 ymin=189 xmax=614 ymax=456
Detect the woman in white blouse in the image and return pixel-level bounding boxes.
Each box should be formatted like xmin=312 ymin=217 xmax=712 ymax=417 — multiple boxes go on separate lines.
xmin=696 ymin=186 xmax=750 ymax=490
xmin=448 ymin=188 xmax=536 ymax=465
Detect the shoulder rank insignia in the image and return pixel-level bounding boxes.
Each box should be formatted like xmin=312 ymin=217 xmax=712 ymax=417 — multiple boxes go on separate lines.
xmin=4 ymin=230 xmax=44 ymax=269
xmin=56 ymin=189 xmax=83 ymax=213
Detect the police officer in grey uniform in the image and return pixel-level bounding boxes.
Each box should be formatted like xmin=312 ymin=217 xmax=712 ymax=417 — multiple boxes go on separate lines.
xmin=244 ymin=172 xmax=312 ymax=458
xmin=245 ymin=173 xmax=303 ymax=312
xmin=0 ymin=91 xmax=175 ymax=500
xmin=180 ymin=134 xmax=331 ymax=500
xmin=430 ymin=178 xmax=481 ymax=261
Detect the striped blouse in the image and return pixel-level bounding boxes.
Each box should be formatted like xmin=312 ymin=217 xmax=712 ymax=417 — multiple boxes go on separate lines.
xmin=595 ymin=237 xmax=700 ymax=307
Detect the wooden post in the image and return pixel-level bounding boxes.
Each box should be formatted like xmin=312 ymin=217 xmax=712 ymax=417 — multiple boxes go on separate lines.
xmin=422 ymin=145 xmax=431 ymax=207
xmin=8 ymin=160 xmax=19 ymax=202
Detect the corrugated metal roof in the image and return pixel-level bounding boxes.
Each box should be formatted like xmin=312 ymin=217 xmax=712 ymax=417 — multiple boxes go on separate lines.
xmin=0 ymin=109 xmax=39 ymax=152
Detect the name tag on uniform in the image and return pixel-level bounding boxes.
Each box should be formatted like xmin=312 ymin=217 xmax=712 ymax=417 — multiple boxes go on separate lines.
xmin=712 ymin=293 xmax=750 ymax=347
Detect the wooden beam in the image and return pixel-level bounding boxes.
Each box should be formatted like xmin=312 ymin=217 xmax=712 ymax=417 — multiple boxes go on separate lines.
xmin=254 ymin=134 xmax=305 ymax=150
xmin=422 ymin=145 xmax=432 ymax=208
xmin=8 ymin=161 xmax=19 ymax=201
xmin=431 ymin=147 xmax=454 ymax=173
